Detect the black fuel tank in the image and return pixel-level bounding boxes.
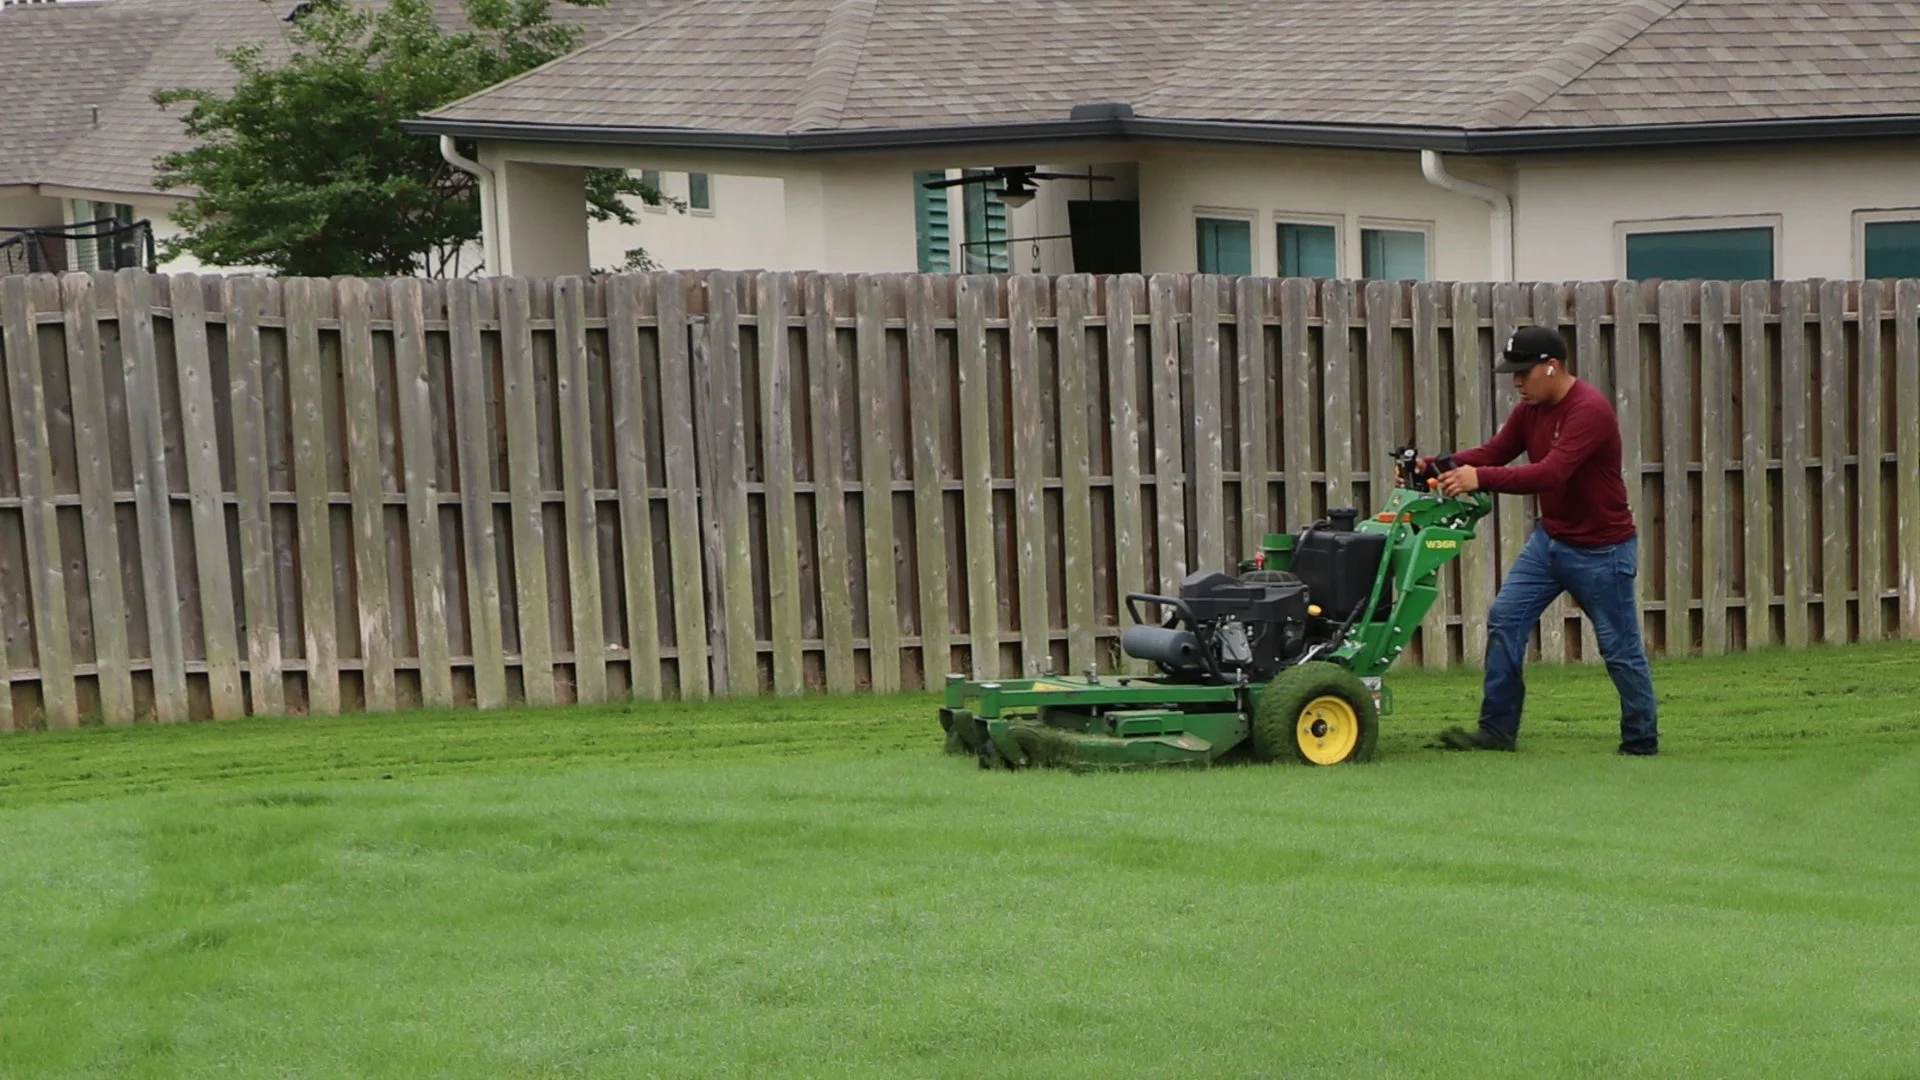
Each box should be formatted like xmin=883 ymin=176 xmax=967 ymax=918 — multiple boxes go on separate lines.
xmin=1290 ymin=525 xmax=1390 ymax=621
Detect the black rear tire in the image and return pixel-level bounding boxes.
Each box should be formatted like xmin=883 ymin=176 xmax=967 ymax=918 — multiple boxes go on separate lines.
xmin=1251 ymin=661 xmax=1380 ymax=765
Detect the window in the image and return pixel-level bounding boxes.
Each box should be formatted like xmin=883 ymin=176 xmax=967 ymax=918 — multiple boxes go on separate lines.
xmin=688 ymin=172 xmax=712 ymax=212
xmin=913 ymin=171 xmax=951 ymax=273
xmin=1277 ymin=221 xmax=1337 ymax=278
xmin=1195 ymin=216 xmax=1252 ymax=275
xmin=1361 ymin=226 xmax=1426 ymax=280
xmin=1864 ymin=219 xmax=1920 ymax=279
xmin=637 ymin=170 xmax=667 ymax=212
xmin=1624 ymin=225 xmax=1773 ymax=280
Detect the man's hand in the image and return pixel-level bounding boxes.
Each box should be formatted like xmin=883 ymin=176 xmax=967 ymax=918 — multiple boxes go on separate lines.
xmin=1437 ymin=464 xmax=1480 ymax=496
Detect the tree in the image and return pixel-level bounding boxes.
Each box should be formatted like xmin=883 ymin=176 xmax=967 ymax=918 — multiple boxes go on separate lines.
xmin=153 ymin=0 xmax=675 ymax=277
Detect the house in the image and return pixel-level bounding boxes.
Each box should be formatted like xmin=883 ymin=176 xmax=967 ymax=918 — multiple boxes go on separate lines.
xmin=403 ymin=0 xmax=1920 ymax=284
xmin=0 ymin=0 xmax=729 ymax=275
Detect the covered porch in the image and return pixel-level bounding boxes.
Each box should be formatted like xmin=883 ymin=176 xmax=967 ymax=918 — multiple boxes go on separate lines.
xmin=448 ymin=134 xmax=1510 ymax=283
xmin=447 ymin=137 xmax=1150 ymax=278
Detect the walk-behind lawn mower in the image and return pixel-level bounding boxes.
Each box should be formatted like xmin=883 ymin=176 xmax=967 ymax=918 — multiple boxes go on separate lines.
xmin=940 ymin=448 xmax=1491 ymax=769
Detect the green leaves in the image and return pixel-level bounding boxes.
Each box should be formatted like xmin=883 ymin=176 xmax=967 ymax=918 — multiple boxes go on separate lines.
xmin=153 ymin=0 xmax=655 ymax=277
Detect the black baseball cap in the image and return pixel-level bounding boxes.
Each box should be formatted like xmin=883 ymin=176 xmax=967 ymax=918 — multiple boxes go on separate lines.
xmin=1495 ymin=326 xmax=1568 ymax=373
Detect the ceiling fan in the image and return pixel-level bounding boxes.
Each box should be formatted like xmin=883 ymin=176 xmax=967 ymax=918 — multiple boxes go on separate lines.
xmin=920 ymin=165 xmax=1114 ymax=209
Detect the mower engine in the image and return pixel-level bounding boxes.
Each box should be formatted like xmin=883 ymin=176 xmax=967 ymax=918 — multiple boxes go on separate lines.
xmin=1117 ymin=570 xmax=1310 ymax=685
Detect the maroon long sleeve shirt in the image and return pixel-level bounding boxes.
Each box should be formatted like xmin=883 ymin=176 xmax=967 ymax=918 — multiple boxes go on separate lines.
xmin=1452 ymin=379 xmax=1636 ymax=547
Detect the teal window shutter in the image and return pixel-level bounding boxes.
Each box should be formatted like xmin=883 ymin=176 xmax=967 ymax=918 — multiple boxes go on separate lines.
xmin=1361 ymin=228 xmax=1426 ymax=280
xmin=963 ymin=171 xmax=1008 ymax=273
xmin=1195 ymin=217 xmax=1252 ymax=274
xmin=1278 ymin=222 xmax=1337 ymax=277
xmin=1624 ymin=227 xmax=1772 ymax=280
xmin=914 ymin=171 xmax=951 ymax=273
xmin=1864 ymin=220 xmax=1920 ymax=279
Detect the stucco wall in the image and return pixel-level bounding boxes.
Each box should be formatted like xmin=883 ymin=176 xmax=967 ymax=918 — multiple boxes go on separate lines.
xmin=1513 ymin=141 xmax=1920 ymax=281
xmin=1135 ymin=145 xmax=1502 ymax=281
xmin=589 ymin=172 xmax=789 ymax=272
xmin=498 ymin=162 xmax=589 ymax=277
xmin=0 ymin=192 xmax=66 ymax=229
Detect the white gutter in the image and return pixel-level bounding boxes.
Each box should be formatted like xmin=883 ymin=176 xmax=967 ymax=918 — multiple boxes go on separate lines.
xmin=1420 ymin=149 xmax=1512 ymax=282
xmin=440 ymin=135 xmax=499 ymax=276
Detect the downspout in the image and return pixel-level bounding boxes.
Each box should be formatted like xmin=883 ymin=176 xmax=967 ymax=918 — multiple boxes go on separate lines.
xmin=440 ymin=135 xmax=499 ymax=276
xmin=1421 ymin=149 xmax=1512 ymax=282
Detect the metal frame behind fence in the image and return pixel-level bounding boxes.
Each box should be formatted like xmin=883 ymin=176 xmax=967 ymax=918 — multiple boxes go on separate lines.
xmin=0 ymin=217 xmax=157 ymax=275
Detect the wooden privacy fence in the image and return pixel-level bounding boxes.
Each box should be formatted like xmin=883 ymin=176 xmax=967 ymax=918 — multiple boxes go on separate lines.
xmin=1 ymin=268 xmax=1918 ymax=728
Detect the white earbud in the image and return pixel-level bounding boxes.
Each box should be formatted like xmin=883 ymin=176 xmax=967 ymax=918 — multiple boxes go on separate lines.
xmin=1547 ymin=365 xmax=1556 ymax=375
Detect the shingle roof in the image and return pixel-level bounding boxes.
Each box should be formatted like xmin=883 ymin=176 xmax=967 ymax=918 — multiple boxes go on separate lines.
xmin=0 ymin=0 xmax=668 ymax=198
xmin=420 ymin=0 xmax=1920 ymax=139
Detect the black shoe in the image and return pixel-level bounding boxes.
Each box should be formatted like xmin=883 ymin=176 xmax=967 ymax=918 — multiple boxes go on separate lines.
xmin=1436 ymin=726 xmax=1515 ymax=752
xmin=1617 ymin=743 xmax=1658 ymax=757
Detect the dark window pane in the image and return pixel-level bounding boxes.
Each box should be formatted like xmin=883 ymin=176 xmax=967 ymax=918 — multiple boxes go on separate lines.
xmin=1196 ymin=217 xmax=1252 ymax=275
xmin=1625 ymin=227 xmax=1772 ymax=280
xmin=1278 ymin=222 xmax=1337 ymax=277
xmin=1361 ymin=228 xmax=1425 ymax=280
xmin=1864 ymin=220 xmax=1920 ymax=279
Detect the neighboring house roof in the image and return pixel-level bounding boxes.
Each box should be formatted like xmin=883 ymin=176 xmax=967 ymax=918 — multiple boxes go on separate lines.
xmin=0 ymin=0 xmax=663 ymax=198
xmin=408 ymin=0 xmax=1920 ymax=153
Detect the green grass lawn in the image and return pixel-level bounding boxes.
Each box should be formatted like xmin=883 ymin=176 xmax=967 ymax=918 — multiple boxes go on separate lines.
xmin=5 ymin=642 xmax=1920 ymax=1079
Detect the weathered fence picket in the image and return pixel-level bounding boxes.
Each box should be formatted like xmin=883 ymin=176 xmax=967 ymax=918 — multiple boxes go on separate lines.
xmin=2 ymin=268 xmax=1918 ymax=727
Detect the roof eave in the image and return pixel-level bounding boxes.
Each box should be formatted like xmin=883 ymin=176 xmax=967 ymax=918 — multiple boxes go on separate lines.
xmin=399 ymin=112 xmax=1920 ymax=155
xmin=398 ymin=115 xmax=1476 ymax=153
xmin=1483 ymin=113 xmax=1920 ymax=151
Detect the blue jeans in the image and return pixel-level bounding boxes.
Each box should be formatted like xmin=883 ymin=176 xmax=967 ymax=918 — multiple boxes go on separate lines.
xmin=1479 ymin=528 xmax=1660 ymax=752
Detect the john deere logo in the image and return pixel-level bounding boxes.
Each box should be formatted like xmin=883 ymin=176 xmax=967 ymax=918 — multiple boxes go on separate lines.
xmin=1425 ymin=539 xmax=1459 ymax=550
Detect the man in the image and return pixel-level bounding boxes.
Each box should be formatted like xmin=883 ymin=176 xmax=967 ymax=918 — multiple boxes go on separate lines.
xmin=1431 ymin=325 xmax=1660 ymax=756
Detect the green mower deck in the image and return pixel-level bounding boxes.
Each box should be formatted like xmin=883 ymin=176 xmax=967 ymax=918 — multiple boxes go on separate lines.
xmin=940 ymin=666 xmax=1392 ymax=770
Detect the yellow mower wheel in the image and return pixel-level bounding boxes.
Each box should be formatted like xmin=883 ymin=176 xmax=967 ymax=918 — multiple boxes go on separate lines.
xmin=1252 ymin=662 xmax=1379 ymax=765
